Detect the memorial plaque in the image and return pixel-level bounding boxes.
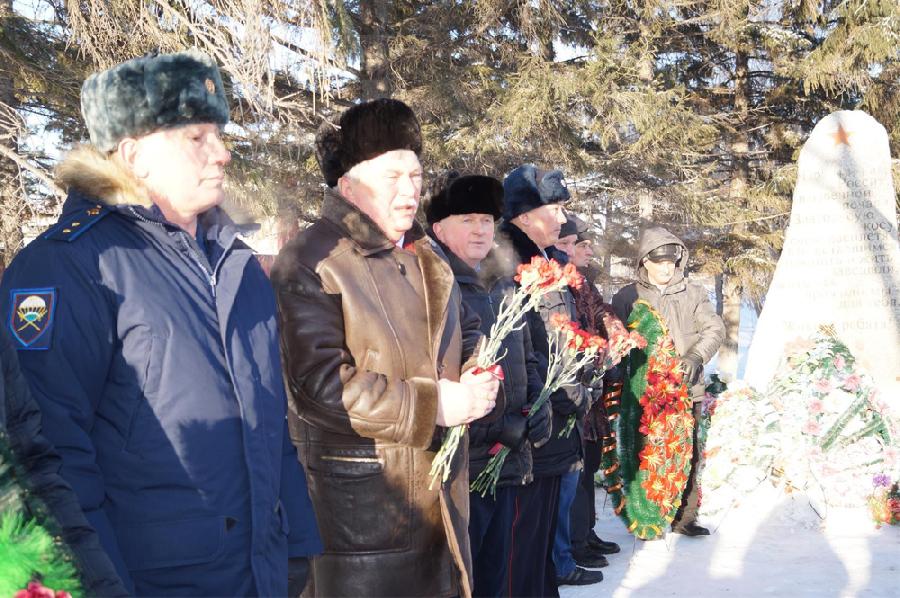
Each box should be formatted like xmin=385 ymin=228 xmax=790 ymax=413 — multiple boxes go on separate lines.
xmin=745 ymin=110 xmax=900 ymax=405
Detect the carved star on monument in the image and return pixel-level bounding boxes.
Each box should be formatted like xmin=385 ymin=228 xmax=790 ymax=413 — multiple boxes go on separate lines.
xmin=832 ymin=124 xmax=852 ymax=146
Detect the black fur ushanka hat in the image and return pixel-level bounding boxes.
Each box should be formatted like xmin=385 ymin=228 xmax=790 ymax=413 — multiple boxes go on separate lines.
xmin=315 ymin=98 xmax=422 ymax=187
xmin=423 ymin=171 xmax=504 ymax=225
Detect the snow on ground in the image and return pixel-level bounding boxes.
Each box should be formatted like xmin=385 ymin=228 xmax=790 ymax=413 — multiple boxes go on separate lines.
xmin=561 ymin=483 xmax=900 ymax=597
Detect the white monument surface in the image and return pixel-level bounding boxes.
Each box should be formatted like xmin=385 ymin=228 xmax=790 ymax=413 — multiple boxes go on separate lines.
xmin=745 ymin=110 xmax=900 ymax=404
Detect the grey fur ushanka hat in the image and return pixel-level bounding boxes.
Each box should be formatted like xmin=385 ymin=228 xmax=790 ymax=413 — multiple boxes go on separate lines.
xmin=80 ymin=50 xmax=230 ymax=152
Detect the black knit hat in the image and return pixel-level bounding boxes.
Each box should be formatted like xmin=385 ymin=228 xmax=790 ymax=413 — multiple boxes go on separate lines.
xmin=424 ymin=171 xmax=503 ymax=225
xmin=502 ymin=164 xmax=570 ymax=221
xmin=315 ymin=98 xmax=422 ymax=187
xmin=81 ymin=50 xmax=230 ymax=152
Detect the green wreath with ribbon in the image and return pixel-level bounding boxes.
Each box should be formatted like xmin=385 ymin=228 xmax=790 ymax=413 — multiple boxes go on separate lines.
xmin=601 ymin=300 xmax=694 ymax=539
xmin=0 ymin=431 xmax=84 ymax=597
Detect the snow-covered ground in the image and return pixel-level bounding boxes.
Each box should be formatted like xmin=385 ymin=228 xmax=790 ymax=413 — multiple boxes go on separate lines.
xmin=562 ymin=483 xmax=900 ymax=597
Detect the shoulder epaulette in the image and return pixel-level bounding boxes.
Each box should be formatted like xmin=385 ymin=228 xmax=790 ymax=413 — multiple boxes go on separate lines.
xmin=45 ymin=204 xmax=110 ymax=242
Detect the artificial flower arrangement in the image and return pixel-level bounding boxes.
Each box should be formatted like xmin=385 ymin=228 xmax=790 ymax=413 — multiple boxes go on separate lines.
xmin=429 ymin=256 xmax=583 ymax=488
xmin=696 ymin=382 xmax=780 ymax=517
xmin=602 ymin=300 xmax=694 ymax=540
xmin=868 ymin=476 xmax=900 ymax=528
xmin=697 ymin=326 xmax=899 ymax=523
xmin=13 ymin=581 xmax=72 ymax=598
xmin=0 ymin=433 xmax=83 ymax=597
xmin=763 ymin=327 xmax=898 ymax=515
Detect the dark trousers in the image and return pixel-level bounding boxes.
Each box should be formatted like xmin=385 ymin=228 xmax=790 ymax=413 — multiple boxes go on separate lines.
xmin=507 ymin=475 xmax=561 ymax=598
xmin=571 ymin=439 xmax=603 ymax=550
xmin=673 ymin=401 xmax=703 ymax=527
xmin=469 ymin=486 xmax=518 ymax=597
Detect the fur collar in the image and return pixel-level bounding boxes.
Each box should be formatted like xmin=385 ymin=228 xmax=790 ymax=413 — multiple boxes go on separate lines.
xmin=320 ymin=187 xmax=426 ymax=256
xmin=56 ymin=146 xmax=254 ymax=231
xmin=56 ymin=146 xmax=153 ymax=208
xmin=428 ymin=228 xmax=519 ymax=290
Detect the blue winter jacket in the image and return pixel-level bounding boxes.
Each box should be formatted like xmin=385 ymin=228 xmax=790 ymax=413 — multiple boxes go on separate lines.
xmin=0 ymin=153 xmax=322 ymax=595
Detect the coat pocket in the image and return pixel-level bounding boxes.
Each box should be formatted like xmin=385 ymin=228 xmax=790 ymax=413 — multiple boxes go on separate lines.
xmin=304 ymin=445 xmax=412 ymax=554
xmin=117 ymin=515 xmax=227 ymax=571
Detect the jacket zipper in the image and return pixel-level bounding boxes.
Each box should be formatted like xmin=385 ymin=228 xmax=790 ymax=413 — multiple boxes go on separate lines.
xmin=128 ymin=207 xmax=218 ymax=296
xmin=320 ymin=455 xmax=382 ymax=464
xmin=182 ymin=233 xmax=217 ymax=297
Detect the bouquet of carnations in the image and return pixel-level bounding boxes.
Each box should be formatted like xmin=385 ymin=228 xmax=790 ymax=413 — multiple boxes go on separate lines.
xmin=428 ymin=256 xmax=583 ymax=488
xmin=558 ymin=321 xmax=648 ymax=438
xmin=471 ymin=313 xmax=644 ymax=496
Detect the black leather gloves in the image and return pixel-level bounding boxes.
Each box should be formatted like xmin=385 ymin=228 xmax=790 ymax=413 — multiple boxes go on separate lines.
xmin=497 ymin=414 xmax=528 ymax=451
xmin=678 ymin=353 xmax=704 ymax=385
xmin=525 ymin=400 xmax=552 ymax=448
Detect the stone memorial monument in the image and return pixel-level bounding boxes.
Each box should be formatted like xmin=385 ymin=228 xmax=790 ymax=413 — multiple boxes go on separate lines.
xmin=745 ymin=110 xmax=900 ymax=405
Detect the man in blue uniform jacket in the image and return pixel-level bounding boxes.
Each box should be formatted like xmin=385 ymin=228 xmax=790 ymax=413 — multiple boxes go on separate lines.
xmin=0 ymin=50 xmax=322 ymax=596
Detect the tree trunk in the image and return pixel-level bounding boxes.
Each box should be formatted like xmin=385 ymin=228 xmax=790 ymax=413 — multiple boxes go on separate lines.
xmin=358 ymin=0 xmax=392 ymax=99
xmin=718 ymin=45 xmax=751 ymax=381
xmin=0 ymin=0 xmax=23 ymax=270
xmin=718 ymin=275 xmax=741 ymax=381
xmin=714 ymin=273 xmax=724 ymax=316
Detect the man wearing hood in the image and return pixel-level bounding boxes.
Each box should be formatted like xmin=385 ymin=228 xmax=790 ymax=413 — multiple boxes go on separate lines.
xmin=611 ymin=226 xmax=725 ymax=536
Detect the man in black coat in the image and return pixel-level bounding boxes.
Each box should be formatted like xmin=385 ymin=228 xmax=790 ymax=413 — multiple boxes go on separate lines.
xmin=556 ymin=215 xmax=623 ymax=565
xmin=425 ymin=171 xmax=552 ymax=597
xmin=498 ymin=165 xmax=596 ymax=593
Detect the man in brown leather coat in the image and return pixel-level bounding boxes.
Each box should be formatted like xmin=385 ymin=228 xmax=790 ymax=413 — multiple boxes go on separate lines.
xmin=271 ymin=99 xmax=499 ymax=597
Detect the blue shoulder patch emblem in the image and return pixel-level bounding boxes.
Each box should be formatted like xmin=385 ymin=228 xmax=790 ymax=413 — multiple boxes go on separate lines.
xmin=9 ymin=288 xmax=56 ymax=350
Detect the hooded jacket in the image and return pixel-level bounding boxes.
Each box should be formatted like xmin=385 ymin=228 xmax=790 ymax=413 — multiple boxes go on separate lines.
xmin=499 ymin=221 xmax=589 ymax=478
xmin=0 ymin=147 xmax=322 ymax=595
xmin=271 ymin=189 xmax=484 ymax=598
xmin=431 ymin=235 xmax=543 ymax=487
xmin=610 ymin=227 xmax=725 ymax=399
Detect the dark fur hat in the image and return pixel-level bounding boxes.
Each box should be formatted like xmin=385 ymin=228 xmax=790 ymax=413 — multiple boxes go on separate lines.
xmin=81 ymin=50 xmax=230 ymax=152
xmin=559 ymin=214 xmax=593 ymax=243
xmin=423 ymin=171 xmax=504 ymax=225
xmin=559 ymin=214 xmax=579 ymax=238
xmin=315 ymin=98 xmax=422 ymax=187
xmin=502 ymin=164 xmax=570 ymax=221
